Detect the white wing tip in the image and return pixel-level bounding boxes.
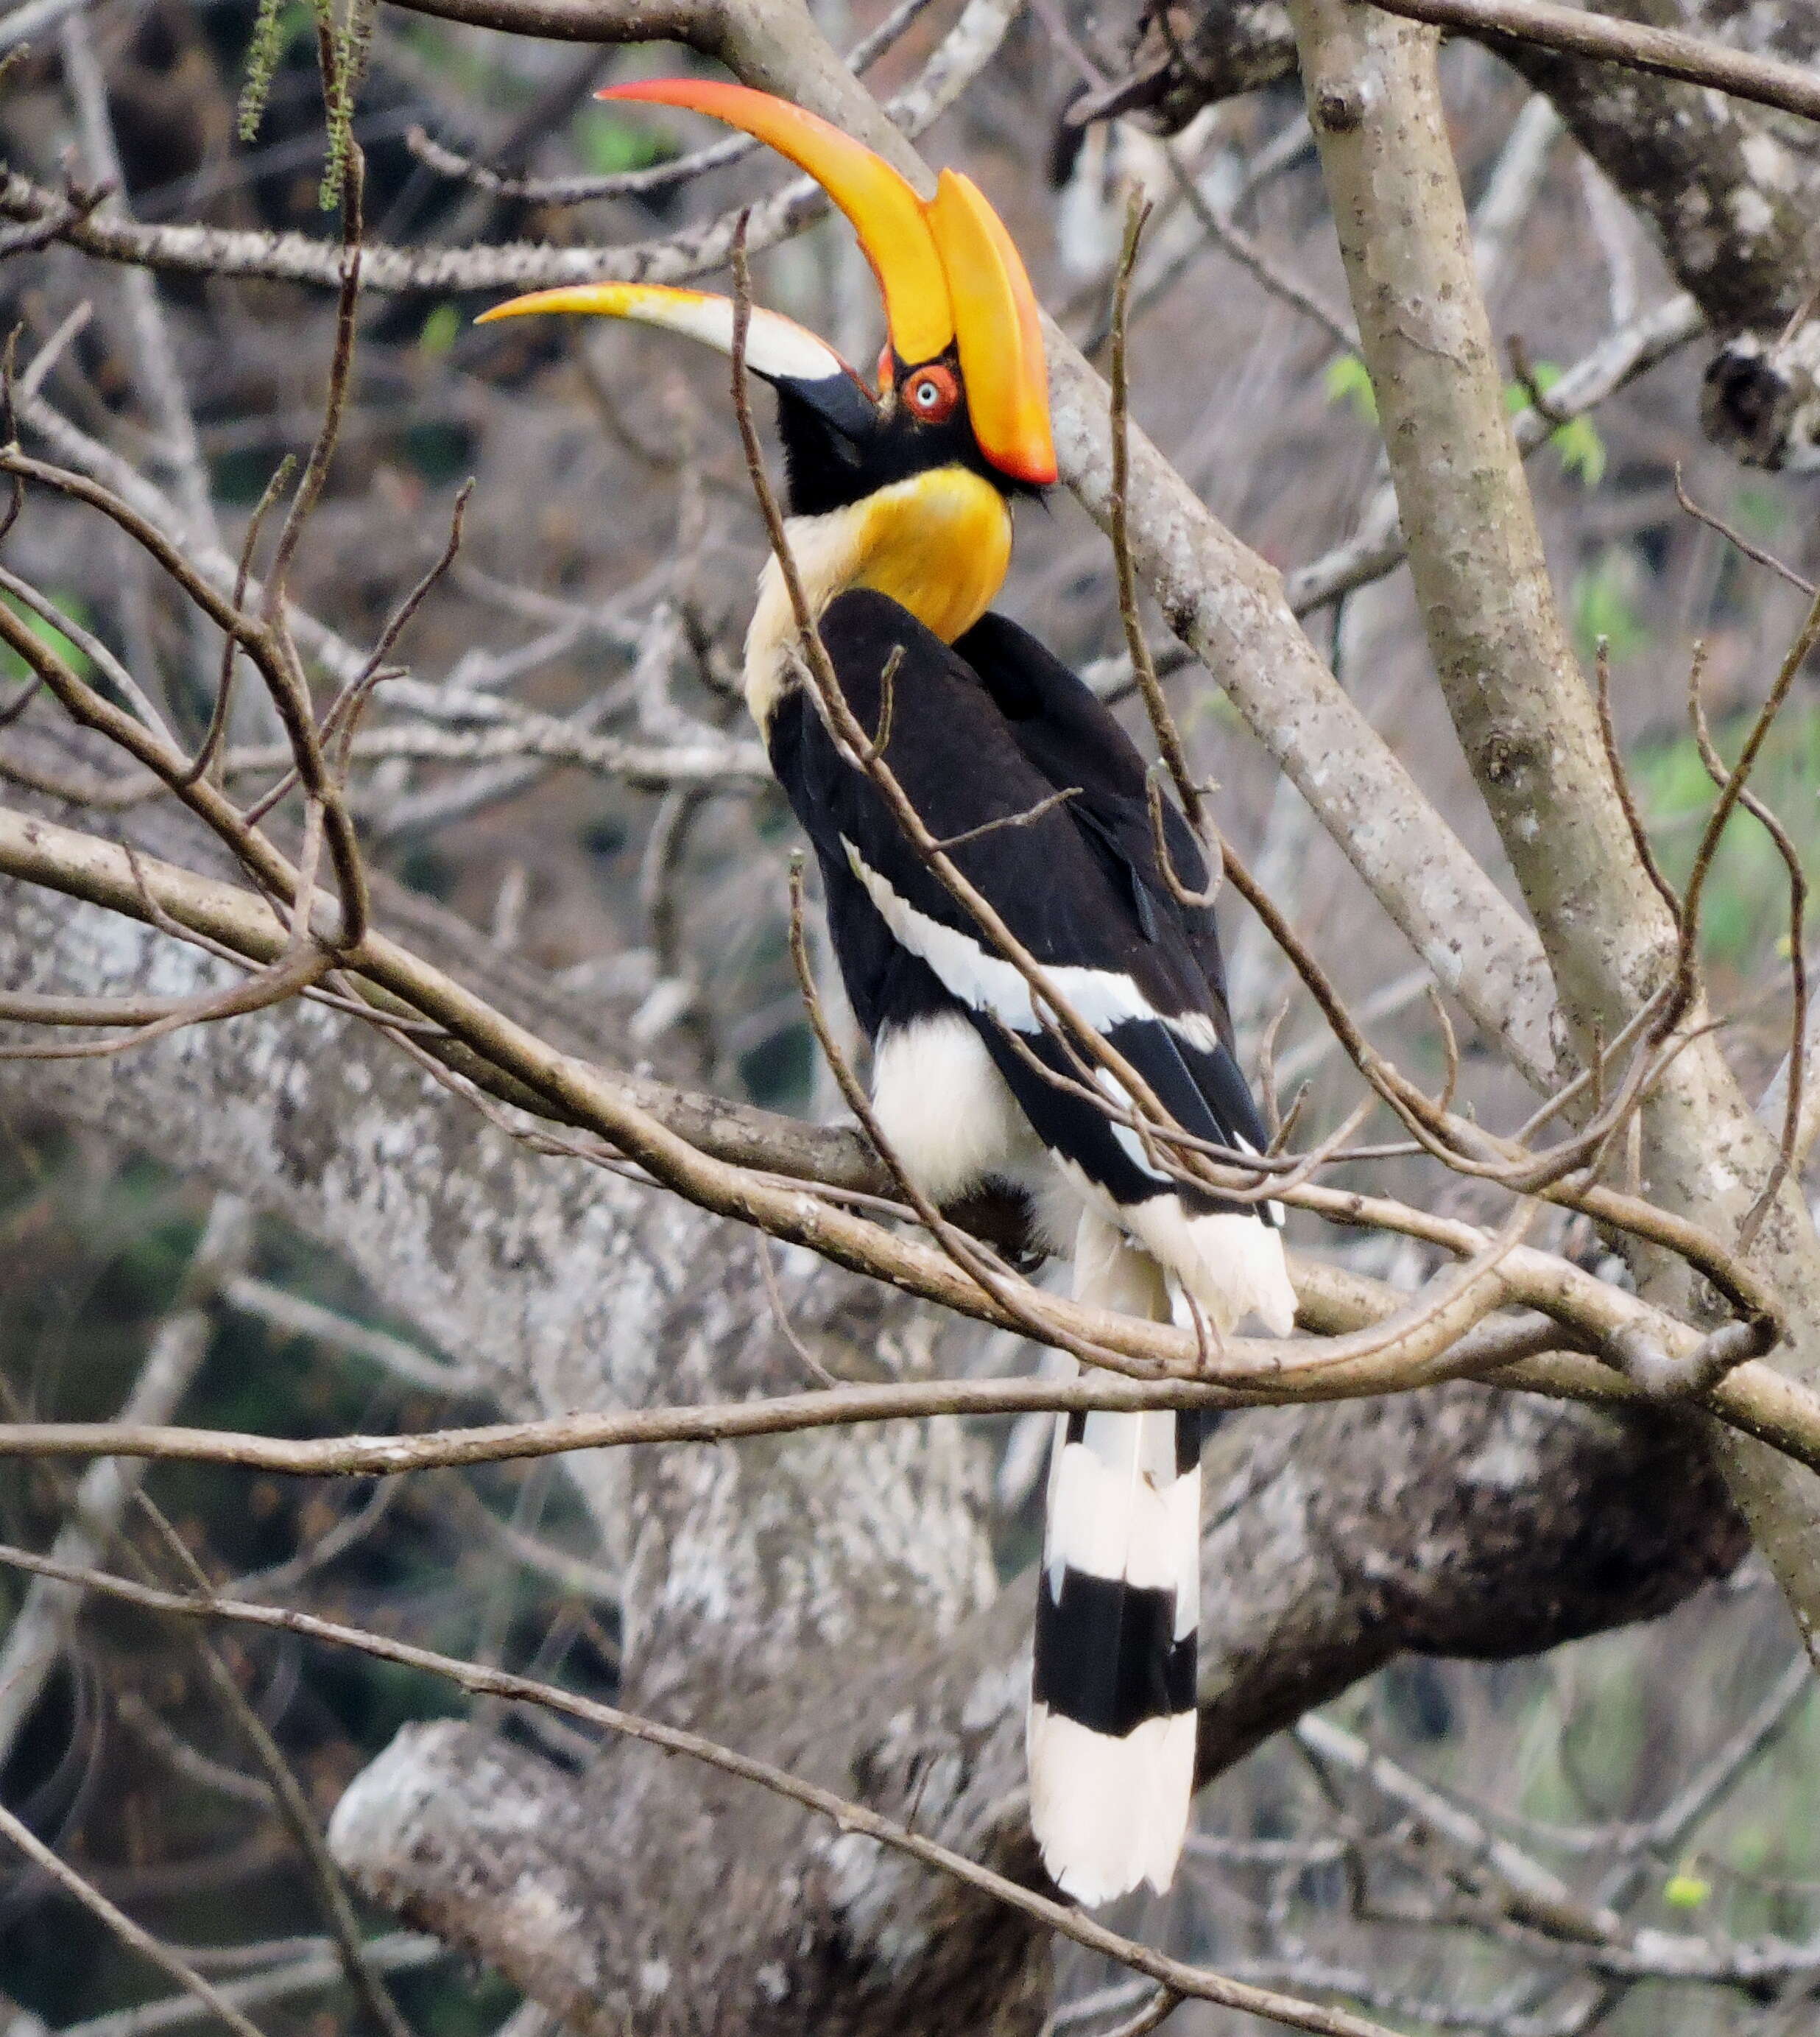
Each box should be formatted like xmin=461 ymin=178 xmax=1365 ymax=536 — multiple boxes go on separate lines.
xmin=1120 ymin=1202 xmax=1298 ymax=1336
xmin=1189 ymin=1210 xmax=1298 ymax=1336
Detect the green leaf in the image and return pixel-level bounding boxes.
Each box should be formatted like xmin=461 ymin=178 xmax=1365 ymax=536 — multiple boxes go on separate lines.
xmin=1504 ymin=362 xmax=1605 ymax=488
xmin=1323 ymin=352 xmax=1378 ymax=426
xmin=1 ymin=593 xmax=93 ymax=683
xmin=1550 ymin=415 xmax=1606 ymax=490
xmin=1571 ymin=549 xmax=1648 ymax=661
xmin=419 ymin=303 xmax=460 ymax=357
xmin=1664 ymin=1871 xmax=1710 ymax=1910
xmin=573 ymin=106 xmax=678 ymax=178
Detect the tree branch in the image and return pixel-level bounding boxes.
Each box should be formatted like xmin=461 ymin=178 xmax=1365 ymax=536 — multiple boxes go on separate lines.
xmin=1364 ymin=0 xmax=1820 ymax=123
xmin=0 ymin=794 xmax=1749 ymax=2033
xmin=1285 ymin=0 xmax=1820 ymax=1662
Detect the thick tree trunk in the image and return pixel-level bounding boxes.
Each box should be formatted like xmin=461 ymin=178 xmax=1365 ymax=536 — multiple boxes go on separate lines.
xmin=1286 ymin=0 xmax=1820 ymax=1661
xmin=0 ymin=796 xmax=1746 ymax=2033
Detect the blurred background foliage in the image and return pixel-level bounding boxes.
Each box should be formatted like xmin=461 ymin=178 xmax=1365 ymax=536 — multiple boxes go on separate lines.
xmin=2 ymin=0 xmax=1819 ymax=2028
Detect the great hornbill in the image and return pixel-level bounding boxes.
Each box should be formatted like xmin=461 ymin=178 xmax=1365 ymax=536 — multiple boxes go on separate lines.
xmin=482 ymin=80 xmax=1295 ymax=1907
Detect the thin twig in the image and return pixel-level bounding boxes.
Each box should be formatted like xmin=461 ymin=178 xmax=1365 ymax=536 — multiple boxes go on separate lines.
xmin=873 ymin=641 xmax=903 ymax=757
xmin=1686 ymin=654 xmax=1810 ymax=1249
xmin=0 ymin=1195 xmax=250 ymax=1765
xmin=113 ymin=1692 xmax=275 ymax=1809
xmin=1425 ymin=984 xmax=1460 ymax=1117
xmin=0 ymin=562 xmax=177 ymax=748
xmin=252 ymin=147 xmax=369 ymax=949
xmin=1673 ymin=591 xmax=1820 ymax=1041
xmin=56 ymin=1935 xmax=444 ymax=2037
xmin=1146 ymin=764 xmax=1221 ymax=909
xmin=755 ymin=1230 xmax=842 ymax=1388
xmin=931 ymin=784 xmax=1081 ymax=851
xmin=181 ymin=455 xmax=297 ymax=791
xmin=1102 ymin=1988 xmax=1182 ymax=2037
xmin=0 ymin=1793 xmax=267 ymax=2037
xmin=0 ymin=1540 xmax=1422 ymax=2037
xmin=1162 ymin=141 xmax=1358 ymax=356
xmin=402 ymin=0 xmax=942 ymax=204
xmin=1593 ymin=638 xmax=1681 ymax=920
xmin=130 ymin=1494 xmax=419 ymax=2037
xmin=1673 ymin=465 xmax=1815 ymax=598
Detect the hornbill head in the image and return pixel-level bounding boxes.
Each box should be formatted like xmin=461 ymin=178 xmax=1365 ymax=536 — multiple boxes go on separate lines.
xmin=478 ymin=80 xmax=1058 ymax=518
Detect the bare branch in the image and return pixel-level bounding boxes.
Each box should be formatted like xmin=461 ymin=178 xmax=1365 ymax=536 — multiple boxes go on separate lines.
xmin=1159 ymin=142 xmax=1359 ymax=355
xmin=1364 ymin=0 xmax=1820 ymax=124
xmin=0 ymin=1278 xmax=1810 ymax=1473
xmin=0 ymin=1538 xmax=1439 ymax=2037
xmin=0 ymin=1195 xmax=250 ymax=1765
xmin=403 ymin=0 xmax=942 ymax=204
xmin=1673 ymin=465 xmax=1817 ymax=598
xmin=55 ymin=1935 xmax=443 ymax=2037
xmin=131 ymin=1494 xmax=420 ymax=2037
xmin=0 ymin=1794 xmax=267 ymax=2037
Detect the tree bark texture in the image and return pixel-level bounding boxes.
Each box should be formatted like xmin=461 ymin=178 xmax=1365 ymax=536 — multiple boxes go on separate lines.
xmin=1098 ymin=0 xmax=1820 ymax=465
xmin=1486 ymin=2 xmax=1820 ymax=468
xmin=1285 ymin=0 xmax=1820 ymax=1663
xmin=0 ymin=784 xmax=1747 ymax=2032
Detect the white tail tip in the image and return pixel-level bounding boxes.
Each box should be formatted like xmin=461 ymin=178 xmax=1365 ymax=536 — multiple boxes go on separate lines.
xmin=1027 ymin=1703 xmax=1196 ymax=1905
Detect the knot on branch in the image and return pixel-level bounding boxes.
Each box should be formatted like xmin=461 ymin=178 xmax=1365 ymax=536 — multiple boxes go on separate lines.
xmin=1700 ymin=327 xmax=1820 ymax=472
xmin=1478 ymin=723 xmax=1542 ymax=789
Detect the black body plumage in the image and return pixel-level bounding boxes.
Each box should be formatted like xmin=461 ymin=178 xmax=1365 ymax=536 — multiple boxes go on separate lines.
xmin=479 ymin=69 xmax=1288 ymax=1910
xmin=765 ymin=584 xmax=1292 ymax=1903
xmin=770 ymin=589 xmax=1277 ymax=1223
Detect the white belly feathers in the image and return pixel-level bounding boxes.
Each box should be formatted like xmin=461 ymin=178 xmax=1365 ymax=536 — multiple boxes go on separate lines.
xmin=868 ymin=1010 xmax=1034 ymax=1206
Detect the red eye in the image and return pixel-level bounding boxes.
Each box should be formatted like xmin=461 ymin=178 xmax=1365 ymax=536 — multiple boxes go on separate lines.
xmin=900 ymin=364 xmax=959 ymax=423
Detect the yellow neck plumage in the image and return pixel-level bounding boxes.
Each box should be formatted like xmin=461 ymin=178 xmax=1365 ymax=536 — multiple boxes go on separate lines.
xmin=744 ymin=464 xmax=1012 ymax=730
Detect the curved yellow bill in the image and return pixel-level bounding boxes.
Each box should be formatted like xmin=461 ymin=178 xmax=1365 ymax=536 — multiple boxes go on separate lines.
xmin=599 ymin=79 xmax=953 ymax=370
xmin=563 ymin=82 xmax=1057 ymax=488
xmin=925 ymin=169 xmax=1057 ymax=486
xmin=476 ymin=281 xmax=853 ymax=381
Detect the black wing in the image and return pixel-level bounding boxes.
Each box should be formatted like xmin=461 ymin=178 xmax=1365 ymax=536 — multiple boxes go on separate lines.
xmin=956 ymin=609 xmax=1234 ymax=1045
xmin=767 ymin=588 xmax=1269 ymax=1211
